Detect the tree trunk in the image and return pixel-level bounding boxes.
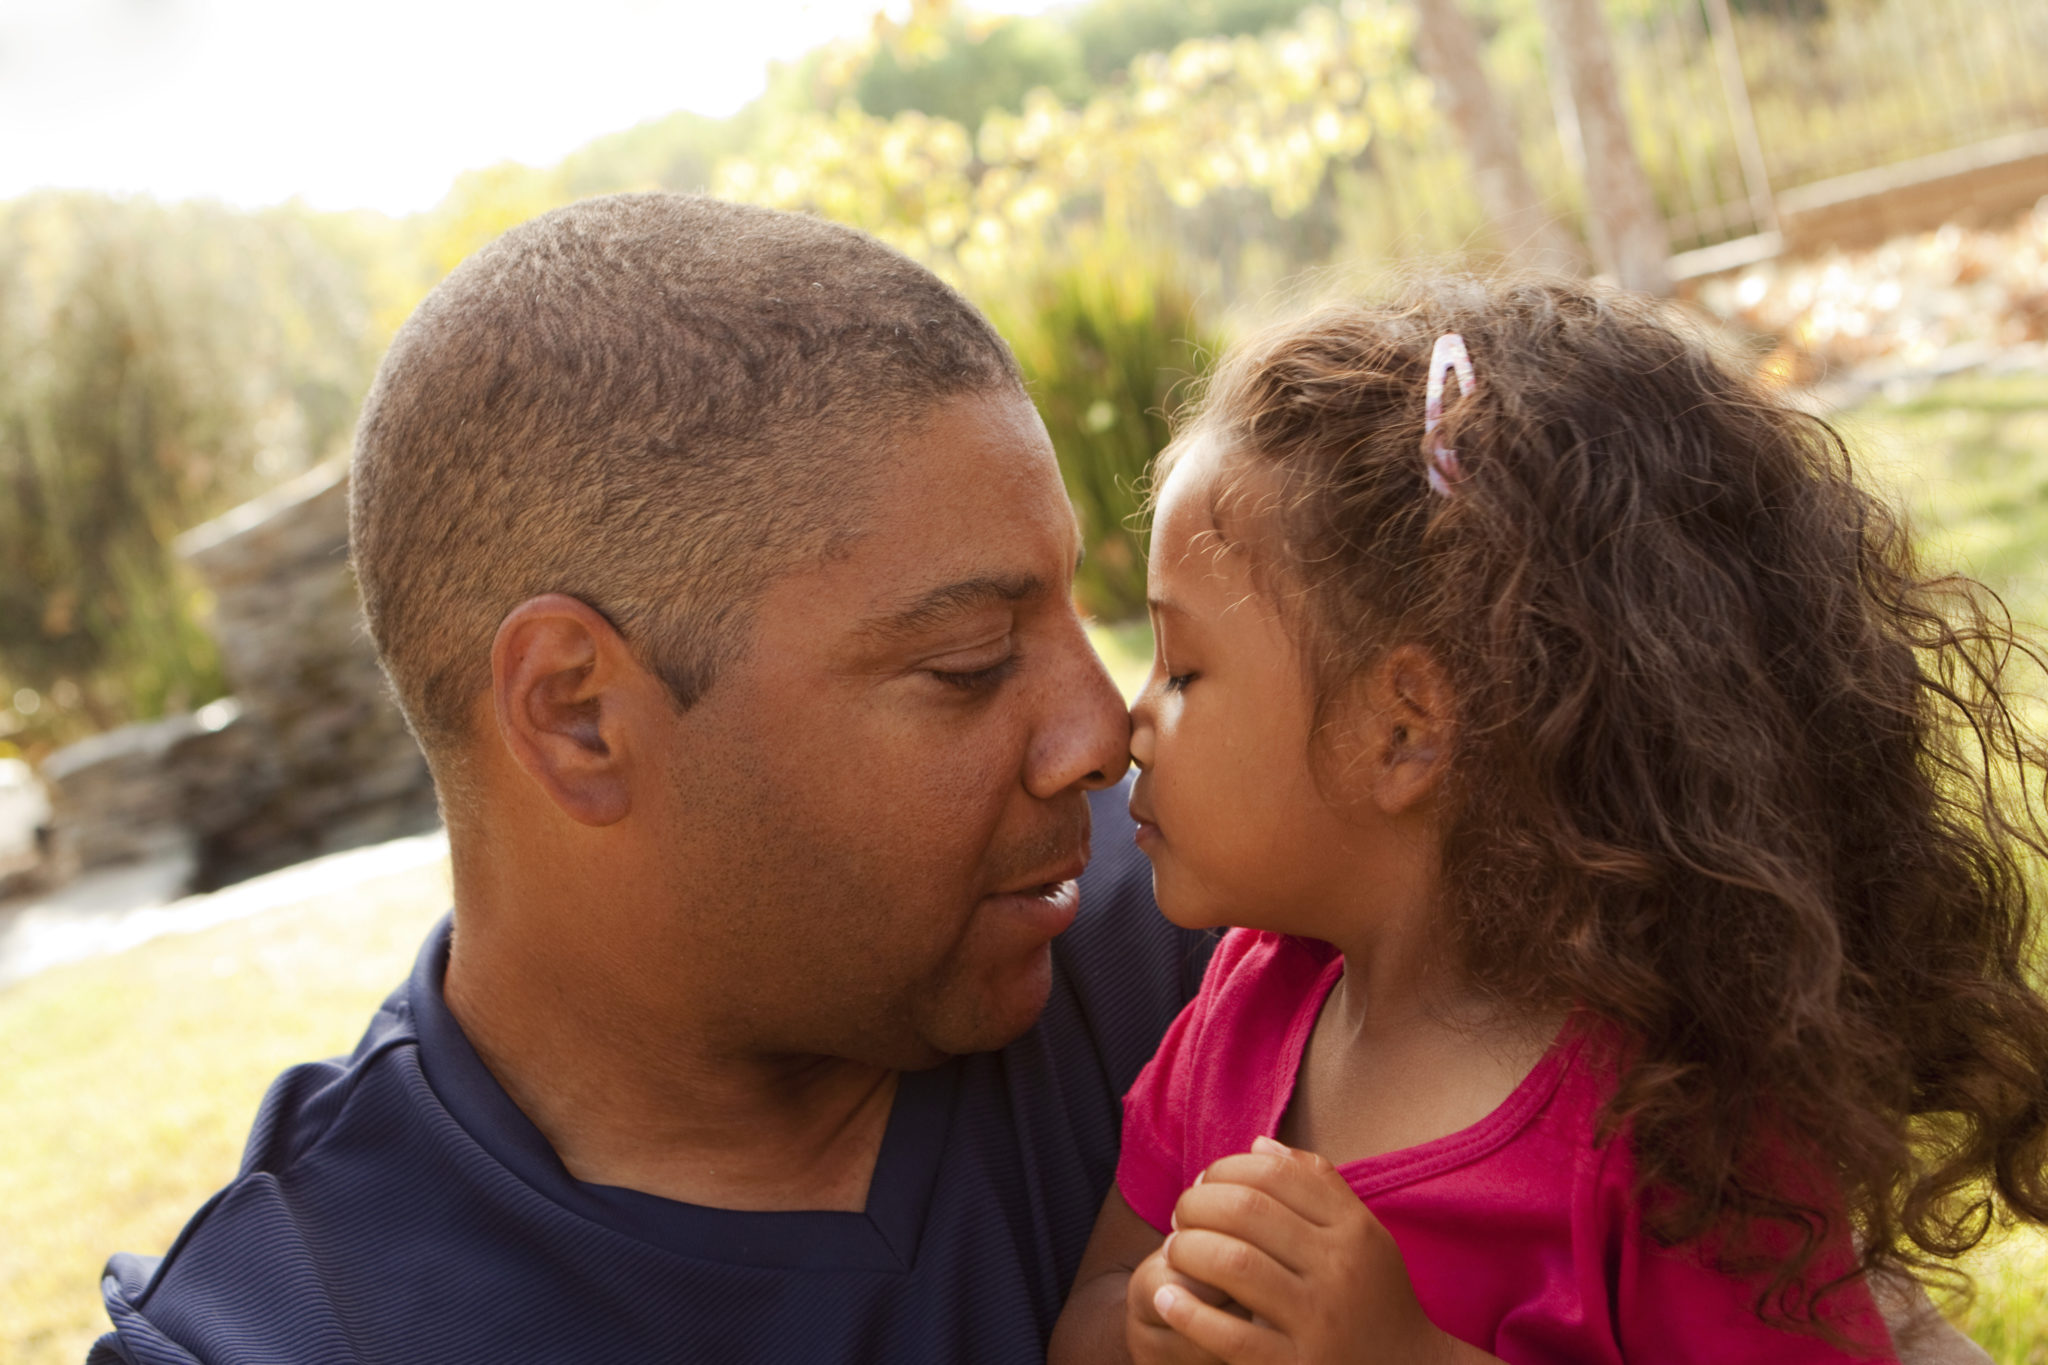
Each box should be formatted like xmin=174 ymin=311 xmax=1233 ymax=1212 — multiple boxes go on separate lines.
xmin=1412 ymin=0 xmax=1584 ymax=273
xmin=1535 ymin=0 xmax=1670 ymax=295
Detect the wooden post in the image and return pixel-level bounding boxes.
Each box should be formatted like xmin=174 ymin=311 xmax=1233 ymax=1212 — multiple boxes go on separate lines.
xmin=1413 ymin=0 xmax=1586 ymax=272
xmin=1700 ymin=0 xmax=1778 ymax=236
xmin=1536 ymin=0 xmax=1671 ymax=295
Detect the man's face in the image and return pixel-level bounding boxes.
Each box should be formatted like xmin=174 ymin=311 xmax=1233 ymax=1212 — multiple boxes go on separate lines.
xmin=645 ymin=389 xmax=1129 ymax=1069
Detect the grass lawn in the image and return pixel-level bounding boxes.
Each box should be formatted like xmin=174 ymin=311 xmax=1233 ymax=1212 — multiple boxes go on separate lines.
xmin=1841 ymin=373 xmax=2048 ymax=623
xmin=1 ymin=866 xmax=452 ymax=1365
xmin=1848 ymin=373 xmax=2048 ymax=1359
xmin=1961 ymin=1227 xmax=2048 ymax=1365
xmin=6 ymin=372 xmax=2048 ymax=1363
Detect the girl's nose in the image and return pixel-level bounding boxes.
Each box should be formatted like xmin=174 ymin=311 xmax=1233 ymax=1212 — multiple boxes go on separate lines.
xmin=1128 ymin=686 xmax=1157 ymax=774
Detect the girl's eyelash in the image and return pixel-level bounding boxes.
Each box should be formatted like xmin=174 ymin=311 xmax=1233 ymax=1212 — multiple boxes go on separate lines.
xmin=930 ymin=656 xmax=1019 ymax=692
xmin=1164 ymin=672 xmax=1197 ymax=693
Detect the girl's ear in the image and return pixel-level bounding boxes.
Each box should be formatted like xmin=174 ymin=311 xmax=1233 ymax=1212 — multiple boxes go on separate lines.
xmin=1359 ymin=643 xmax=1455 ymax=817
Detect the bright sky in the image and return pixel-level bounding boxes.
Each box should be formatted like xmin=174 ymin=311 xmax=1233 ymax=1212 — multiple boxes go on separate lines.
xmin=0 ymin=0 xmax=1054 ymax=216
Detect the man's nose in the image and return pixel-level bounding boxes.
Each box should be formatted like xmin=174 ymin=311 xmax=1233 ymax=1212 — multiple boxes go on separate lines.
xmin=1026 ymin=624 xmax=1132 ymax=797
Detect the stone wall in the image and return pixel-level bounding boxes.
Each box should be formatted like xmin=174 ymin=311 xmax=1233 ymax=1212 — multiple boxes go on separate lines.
xmin=40 ymin=704 xmax=233 ymax=881
xmin=176 ymin=462 xmax=439 ymax=885
xmin=0 ymin=758 xmax=50 ymax=897
xmin=37 ymin=462 xmax=439 ymax=892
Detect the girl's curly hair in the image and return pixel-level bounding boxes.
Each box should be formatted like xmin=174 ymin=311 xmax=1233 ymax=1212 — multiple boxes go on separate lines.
xmin=1178 ymin=275 xmax=2048 ymax=1326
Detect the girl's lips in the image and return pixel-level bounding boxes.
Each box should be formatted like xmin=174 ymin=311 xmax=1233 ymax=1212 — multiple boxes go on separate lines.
xmin=1129 ymin=790 xmax=1162 ymax=851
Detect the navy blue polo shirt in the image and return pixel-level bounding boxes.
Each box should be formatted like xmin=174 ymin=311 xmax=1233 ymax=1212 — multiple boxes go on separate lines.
xmin=92 ymin=784 xmax=1212 ymax=1364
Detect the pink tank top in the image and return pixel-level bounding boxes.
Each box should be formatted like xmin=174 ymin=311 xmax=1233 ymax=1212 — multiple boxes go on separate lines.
xmin=1116 ymin=929 xmax=1897 ymax=1363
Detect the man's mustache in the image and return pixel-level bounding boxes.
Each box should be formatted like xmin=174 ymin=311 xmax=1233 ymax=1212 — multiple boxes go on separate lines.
xmin=985 ymin=796 xmax=1093 ymax=892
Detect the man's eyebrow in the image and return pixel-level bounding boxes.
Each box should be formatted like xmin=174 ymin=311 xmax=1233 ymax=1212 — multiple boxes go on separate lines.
xmin=860 ymin=572 xmax=1045 ymax=637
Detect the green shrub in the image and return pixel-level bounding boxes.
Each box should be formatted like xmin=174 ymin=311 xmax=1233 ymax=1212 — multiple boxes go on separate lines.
xmin=983 ymin=242 xmax=1221 ymax=623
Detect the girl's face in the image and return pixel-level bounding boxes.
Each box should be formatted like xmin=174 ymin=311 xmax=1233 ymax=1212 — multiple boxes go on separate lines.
xmin=1128 ymin=437 xmax=1397 ymax=935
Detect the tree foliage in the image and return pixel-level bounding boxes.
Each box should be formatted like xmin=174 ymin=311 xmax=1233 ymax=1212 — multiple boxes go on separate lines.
xmin=834 ymin=0 xmax=1321 ymax=129
xmin=1070 ymin=0 xmax=1323 ymax=81
xmin=718 ymin=3 xmax=1436 ymax=280
xmin=854 ymin=8 xmax=1090 ymax=127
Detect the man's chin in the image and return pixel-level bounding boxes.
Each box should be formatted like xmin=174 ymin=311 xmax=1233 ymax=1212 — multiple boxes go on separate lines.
xmin=906 ymin=943 xmax=1057 ymax=1062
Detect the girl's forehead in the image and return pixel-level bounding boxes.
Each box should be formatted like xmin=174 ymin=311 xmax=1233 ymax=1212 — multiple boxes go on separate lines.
xmin=1156 ymin=436 xmax=1278 ymax=555
xmin=1153 ymin=438 xmax=1230 ymax=557
xmin=1153 ymin=442 xmax=1293 ymax=618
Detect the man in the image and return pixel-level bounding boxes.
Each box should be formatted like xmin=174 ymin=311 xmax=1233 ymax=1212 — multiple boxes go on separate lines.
xmin=93 ymin=194 xmax=1206 ymax=1364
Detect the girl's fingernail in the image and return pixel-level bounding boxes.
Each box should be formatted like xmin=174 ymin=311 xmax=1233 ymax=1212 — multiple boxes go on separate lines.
xmin=1154 ymin=1285 xmax=1179 ymax=1319
xmin=1253 ymin=1135 xmax=1287 ymax=1155
xmin=1169 ymin=1207 xmax=1178 ymax=1231
xmin=1163 ymin=1231 xmax=1177 ymax=1260
xmin=1192 ymin=1168 xmax=1206 ymax=1185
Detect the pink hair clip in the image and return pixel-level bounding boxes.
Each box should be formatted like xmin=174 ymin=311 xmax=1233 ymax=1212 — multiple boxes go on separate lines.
xmin=1423 ymin=332 xmax=1476 ymax=497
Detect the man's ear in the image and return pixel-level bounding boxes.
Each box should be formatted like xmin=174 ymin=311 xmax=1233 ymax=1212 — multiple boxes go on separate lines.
xmin=490 ymin=594 xmax=648 ymax=827
xmin=1354 ymin=643 xmax=1456 ymax=817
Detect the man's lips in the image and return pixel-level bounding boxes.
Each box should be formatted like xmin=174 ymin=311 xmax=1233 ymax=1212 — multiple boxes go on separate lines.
xmin=981 ymin=858 xmax=1087 ymax=936
xmin=991 ymin=855 xmax=1087 ymax=898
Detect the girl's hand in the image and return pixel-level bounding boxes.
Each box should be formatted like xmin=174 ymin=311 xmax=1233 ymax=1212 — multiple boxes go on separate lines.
xmin=1151 ymin=1136 xmax=1480 ymax=1365
xmin=1127 ymin=1239 xmax=1236 ymax=1365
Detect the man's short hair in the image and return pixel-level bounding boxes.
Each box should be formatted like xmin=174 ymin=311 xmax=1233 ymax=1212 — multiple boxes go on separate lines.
xmin=349 ymin=194 xmax=1024 ymax=757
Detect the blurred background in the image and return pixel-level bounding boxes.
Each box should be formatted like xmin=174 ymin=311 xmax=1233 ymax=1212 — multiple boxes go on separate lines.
xmin=4 ymin=0 xmax=2048 ymax=1359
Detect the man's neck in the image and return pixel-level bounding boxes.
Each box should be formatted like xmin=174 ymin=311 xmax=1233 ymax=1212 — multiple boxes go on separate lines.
xmin=443 ymin=922 xmax=901 ymax=1213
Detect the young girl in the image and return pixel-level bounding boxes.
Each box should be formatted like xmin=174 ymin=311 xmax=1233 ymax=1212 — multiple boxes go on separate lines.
xmin=1049 ymin=278 xmax=2048 ymax=1364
